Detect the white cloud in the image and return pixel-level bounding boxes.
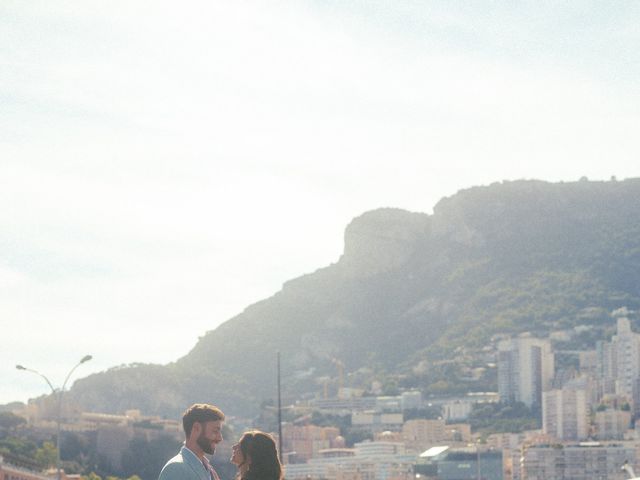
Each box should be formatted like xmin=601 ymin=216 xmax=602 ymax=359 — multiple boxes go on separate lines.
xmin=0 ymin=266 xmax=28 ymax=288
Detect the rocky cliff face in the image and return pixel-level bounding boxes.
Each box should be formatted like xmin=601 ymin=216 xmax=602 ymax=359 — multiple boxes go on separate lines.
xmin=341 ymin=208 xmax=430 ymax=276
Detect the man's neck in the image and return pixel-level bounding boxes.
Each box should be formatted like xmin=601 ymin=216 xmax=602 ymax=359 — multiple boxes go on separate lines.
xmin=184 ymin=441 xmax=204 ymax=461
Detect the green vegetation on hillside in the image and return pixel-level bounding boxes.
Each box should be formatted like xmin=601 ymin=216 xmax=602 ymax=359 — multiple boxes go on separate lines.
xmin=469 ymin=402 xmax=540 ymax=436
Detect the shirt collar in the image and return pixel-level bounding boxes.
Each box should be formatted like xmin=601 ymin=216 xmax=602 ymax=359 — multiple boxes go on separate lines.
xmin=182 ymin=445 xmax=204 ymax=464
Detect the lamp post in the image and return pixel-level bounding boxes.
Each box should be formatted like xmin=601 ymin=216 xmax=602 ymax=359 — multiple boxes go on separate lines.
xmin=16 ymin=355 xmax=93 ymax=480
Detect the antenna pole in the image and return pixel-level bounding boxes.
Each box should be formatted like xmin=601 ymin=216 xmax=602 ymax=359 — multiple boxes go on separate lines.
xmin=277 ymin=351 xmax=283 ymax=463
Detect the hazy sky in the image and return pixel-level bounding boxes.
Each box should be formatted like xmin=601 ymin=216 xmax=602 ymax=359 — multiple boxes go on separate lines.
xmin=2 ymin=0 xmax=640 ymax=405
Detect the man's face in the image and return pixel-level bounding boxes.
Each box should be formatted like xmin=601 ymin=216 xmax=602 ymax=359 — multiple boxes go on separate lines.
xmin=197 ymin=420 xmax=224 ymax=455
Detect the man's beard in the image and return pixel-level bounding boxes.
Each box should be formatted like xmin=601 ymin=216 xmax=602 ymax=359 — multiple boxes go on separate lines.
xmin=198 ymin=432 xmax=215 ymax=455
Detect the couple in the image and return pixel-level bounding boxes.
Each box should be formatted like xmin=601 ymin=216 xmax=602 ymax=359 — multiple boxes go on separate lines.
xmin=159 ymin=404 xmax=282 ymax=480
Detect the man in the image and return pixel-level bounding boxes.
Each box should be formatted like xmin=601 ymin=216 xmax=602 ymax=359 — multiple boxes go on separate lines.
xmin=159 ymin=404 xmax=225 ymax=480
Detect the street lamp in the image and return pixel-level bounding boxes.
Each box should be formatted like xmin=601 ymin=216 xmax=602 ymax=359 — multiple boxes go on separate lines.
xmin=16 ymin=355 xmax=93 ymax=480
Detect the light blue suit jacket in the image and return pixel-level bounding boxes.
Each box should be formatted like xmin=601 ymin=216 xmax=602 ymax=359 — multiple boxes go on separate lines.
xmin=158 ymin=446 xmax=214 ymax=480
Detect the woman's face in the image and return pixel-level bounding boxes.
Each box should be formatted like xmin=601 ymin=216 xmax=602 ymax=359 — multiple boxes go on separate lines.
xmin=231 ymin=441 xmax=247 ymax=467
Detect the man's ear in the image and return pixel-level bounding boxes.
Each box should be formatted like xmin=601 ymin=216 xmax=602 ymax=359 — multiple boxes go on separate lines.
xmin=191 ymin=422 xmax=202 ymax=437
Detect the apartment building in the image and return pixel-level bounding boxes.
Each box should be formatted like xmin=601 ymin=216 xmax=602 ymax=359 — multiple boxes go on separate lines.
xmin=542 ymin=386 xmax=589 ymax=441
xmin=498 ymin=336 xmax=554 ymax=408
xmin=520 ymin=442 xmax=637 ymax=480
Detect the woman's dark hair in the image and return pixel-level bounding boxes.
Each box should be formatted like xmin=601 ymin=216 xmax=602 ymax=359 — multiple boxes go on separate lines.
xmin=239 ymin=431 xmax=283 ymax=480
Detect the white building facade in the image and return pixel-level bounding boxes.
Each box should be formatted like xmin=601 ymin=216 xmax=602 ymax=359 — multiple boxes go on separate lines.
xmin=498 ymin=336 xmax=554 ymax=408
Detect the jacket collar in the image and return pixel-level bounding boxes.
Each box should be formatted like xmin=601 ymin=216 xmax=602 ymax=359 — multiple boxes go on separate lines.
xmin=181 ymin=446 xmax=208 ymax=478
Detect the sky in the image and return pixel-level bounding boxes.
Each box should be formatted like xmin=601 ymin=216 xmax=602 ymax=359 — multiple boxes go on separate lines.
xmin=2 ymin=0 xmax=640 ymax=405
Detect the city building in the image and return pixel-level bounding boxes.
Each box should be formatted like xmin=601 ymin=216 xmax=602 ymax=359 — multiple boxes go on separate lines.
xmin=594 ymin=408 xmax=632 ymax=440
xmin=284 ymin=441 xmax=415 ymax=480
xmin=497 ymin=335 xmax=554 ymax=408
xmin=283 ymin=460 xmax=337 ymax=480
xmin=375 ymin=397 xmax=403 ymax=412
xmin=356 ymin=392 xmax=424 ymax=413
xmin=611 ymin=318 xmax=640 ymax=399
xmin=0 ymin=455 xmax=57 ymax=480
xmin=597 ymin=317 xmax=640 ymax=412
xmin=374 ymin=431 xmax=403 ymax=443
xmin=400 ymin=391 xmax=423 ymax=411
xmin=579 ymin=350 xmax=598 ymax=376
xmin=542 ymin=384 xmax=589 ymax=441
xmin=520 ymin=442 xmax=638 ymax=480
xmin=443 ymin=401 xmax=473 ymax=422
xmin=334 ymin=458 xmax=413 ymax=480
xmin=10 ymin=407 xmax=182 ymax=473
xmin=311 ymin=397 xmax=377 ymax=414
xmin=416 ymin=446 xmax=503 ymax=480
xmin=354 ymin=440 xmax=406 ymax=456
xmin=281 ymin=424 xmax=342 ymax=463
xmin=351 ymin=412 xmax=403 ymax=433
xmin=437 ymin=448 xmax=503 ymax=480
xmin=402 ymin=419 xmax=471 ymax=453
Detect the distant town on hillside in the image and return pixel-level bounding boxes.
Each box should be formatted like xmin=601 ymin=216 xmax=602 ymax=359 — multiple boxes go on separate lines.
xmin=5 ymin=307 xmax=640 ymax=480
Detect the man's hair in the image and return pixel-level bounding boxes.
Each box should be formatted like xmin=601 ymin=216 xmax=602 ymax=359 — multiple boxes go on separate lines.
xmin=182 ymin=403 xmax=225 ymax=437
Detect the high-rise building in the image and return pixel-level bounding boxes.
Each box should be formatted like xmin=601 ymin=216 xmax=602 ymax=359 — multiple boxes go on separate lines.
xmin=542 ymin=385 xmax=589 ymax=441
xmin=596 ymin=340 xmax=616 ymax=396
xmin=612 ymin=318 xmax=640 ymax=397
xmin=596 ymin=317 xmax=640 ymax=411
xmin=498 ymin=336 xmax=554 ymax=408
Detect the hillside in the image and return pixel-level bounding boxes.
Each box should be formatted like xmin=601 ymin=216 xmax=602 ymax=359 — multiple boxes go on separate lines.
xmin=68 ymin=178 xmax=640 ymax=417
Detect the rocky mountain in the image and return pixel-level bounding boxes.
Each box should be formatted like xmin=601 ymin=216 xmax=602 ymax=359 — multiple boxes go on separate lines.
xmin=69 ymin=178 xmax=640 ymax=417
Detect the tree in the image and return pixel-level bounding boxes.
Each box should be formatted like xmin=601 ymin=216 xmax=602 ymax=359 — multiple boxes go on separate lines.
xmin=403 ymin=406 xmax=442 ymax=420
xmin=61 ymin=431 xmax=91 ymax=462
xmin=0 ymin=412 xmax=26 ymax=431
xmin=83 ymin=472 xmax=103 ymax=480
xmin=343 ymin=428 xmax=372 ymax=447
xmin=35 ymin=441 xmax=57 ymax=468
xmin=0 ymin=436 xmax=38 ymax=458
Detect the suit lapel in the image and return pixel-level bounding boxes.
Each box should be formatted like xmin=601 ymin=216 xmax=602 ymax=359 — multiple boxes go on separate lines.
xmin=181 ymin=447 xmax=209 ymax=480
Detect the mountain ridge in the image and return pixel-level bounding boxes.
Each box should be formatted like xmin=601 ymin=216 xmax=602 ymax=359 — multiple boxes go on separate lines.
xmin=67 ymin=178 xmax=640 ymax=417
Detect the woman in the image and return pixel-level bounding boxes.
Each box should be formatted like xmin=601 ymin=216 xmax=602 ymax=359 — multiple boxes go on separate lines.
xmin=231 ymin=430 xmax=283 ymax=480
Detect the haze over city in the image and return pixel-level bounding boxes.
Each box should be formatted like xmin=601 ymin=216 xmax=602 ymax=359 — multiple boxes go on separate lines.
xmin=2 ymin=1 xmax=640 ymax=405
